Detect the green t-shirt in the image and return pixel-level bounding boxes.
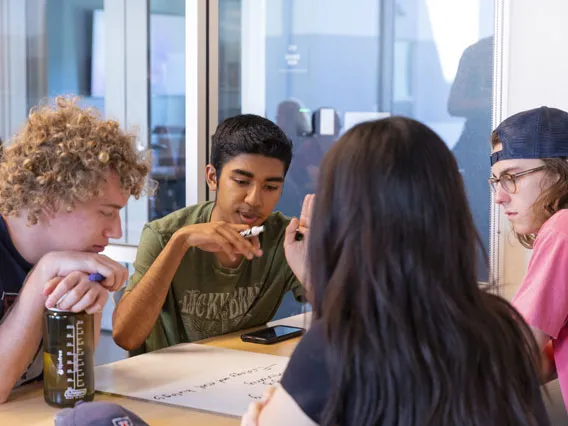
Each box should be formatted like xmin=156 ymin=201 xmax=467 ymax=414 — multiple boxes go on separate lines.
xmin=125 ymin=201 xmax=304 ymax=352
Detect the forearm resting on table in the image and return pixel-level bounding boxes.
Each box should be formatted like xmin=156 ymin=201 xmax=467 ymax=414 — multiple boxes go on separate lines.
xmin=112 ymin=232 xmax=187 ymax=350
xmin=0 ymin=272 xmax=46 ymax=402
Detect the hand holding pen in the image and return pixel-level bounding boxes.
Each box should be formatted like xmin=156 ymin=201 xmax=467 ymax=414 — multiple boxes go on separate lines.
xmin=38 ymin=251 xmax=128 ymax=313
xmin=47 ymin=273 xmax=108 ymax=312
xmin=177 ymin=221 xmax=263 ymax=262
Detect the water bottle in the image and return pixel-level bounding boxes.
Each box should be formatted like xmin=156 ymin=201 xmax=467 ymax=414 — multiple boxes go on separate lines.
xmin=43 ymin=309 xmax=95 ymax=407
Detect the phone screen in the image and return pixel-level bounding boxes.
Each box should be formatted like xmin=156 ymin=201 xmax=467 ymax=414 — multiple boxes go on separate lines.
xmin=241 ymin=325 xmax=304 ymax=343
xmin=249 ymin=326 xmax=302 ymax=339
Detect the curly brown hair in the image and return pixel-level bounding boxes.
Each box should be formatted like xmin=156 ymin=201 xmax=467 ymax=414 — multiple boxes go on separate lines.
xmin=0 ymin=96 xmax=152 ymax=224
xmin=491 ymin=131 xmax=568 ymax=248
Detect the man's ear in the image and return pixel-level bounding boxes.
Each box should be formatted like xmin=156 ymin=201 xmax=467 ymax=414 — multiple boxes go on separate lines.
xmin=205 ymin=164 xmax=218 ymax=191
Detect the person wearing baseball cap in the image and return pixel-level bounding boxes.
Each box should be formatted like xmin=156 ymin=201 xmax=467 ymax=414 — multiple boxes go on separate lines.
xmin=490 ymin=106 xmax=568 ymax=410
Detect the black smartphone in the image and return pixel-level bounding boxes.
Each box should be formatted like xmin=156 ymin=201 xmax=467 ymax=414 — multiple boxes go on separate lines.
xmin=240 ymin=325 xmax=305 ymax=345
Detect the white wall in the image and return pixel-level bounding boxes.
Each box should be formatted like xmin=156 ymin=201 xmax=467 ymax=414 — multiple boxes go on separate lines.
xmin=500 ymin=0 xmax=568 ymax=299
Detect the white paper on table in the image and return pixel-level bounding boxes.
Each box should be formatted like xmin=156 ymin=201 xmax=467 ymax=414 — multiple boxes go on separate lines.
xmin=95 ymin=344 xmax=290 ymax=417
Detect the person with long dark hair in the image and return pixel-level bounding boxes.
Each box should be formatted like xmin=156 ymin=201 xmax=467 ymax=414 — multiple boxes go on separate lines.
xmin=242 ymin=117 xmax=549 ymax=425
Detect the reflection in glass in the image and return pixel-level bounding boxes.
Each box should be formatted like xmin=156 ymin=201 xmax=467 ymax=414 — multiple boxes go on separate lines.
xmin=46 ymin=2 xmax=106 ymax=112
xmin=149 ymin=3 xmax=186 ymax=221
xmin=447 ymin=36 xmax=493 ymax=282
xmin=47 ymin=1 xmax=187 ymax=227
xmin=219 ymin=0 xmax=494 ymax=282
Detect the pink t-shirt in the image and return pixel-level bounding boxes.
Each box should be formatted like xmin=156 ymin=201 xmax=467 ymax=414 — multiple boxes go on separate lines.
xmin=512 ymin=209 xmax=568 ymax=409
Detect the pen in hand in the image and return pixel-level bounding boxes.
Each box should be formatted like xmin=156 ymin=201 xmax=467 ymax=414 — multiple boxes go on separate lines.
xmin=240 ymin=226 xmax=265 ymax=238
xmin=54 ymin=273 xmax=107 ymax=309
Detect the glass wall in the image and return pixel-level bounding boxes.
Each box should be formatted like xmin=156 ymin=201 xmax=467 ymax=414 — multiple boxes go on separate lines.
xmin=218 ymin=0 xmax=494 ymax=283
xmin=148 ymin=0 xmax=186 ymax=220
xmin=1 ymin=0 xmax=186 ymax=245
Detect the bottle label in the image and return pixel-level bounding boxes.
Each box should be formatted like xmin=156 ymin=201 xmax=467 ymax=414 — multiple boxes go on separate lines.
xmin=56 ymin=350 xmax=64 ymax=376
xmin=64 ymin=387 xmax=87 ymax=400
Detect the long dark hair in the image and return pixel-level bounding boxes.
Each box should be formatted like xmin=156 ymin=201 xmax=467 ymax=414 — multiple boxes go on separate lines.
xmin=309 ymin=117 xmax=545 ymax=426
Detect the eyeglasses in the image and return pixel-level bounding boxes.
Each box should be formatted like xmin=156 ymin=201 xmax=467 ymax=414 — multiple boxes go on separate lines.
xmin=488 ymin=166 xmax=545 ymax=194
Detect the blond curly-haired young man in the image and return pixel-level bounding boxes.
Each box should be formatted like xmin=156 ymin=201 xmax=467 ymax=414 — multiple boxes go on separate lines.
xmin=0 ymin=96 xmax=150 ymax=402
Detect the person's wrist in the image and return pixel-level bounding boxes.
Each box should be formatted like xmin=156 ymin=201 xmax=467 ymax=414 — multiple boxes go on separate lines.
xmin=22 ymin=259 xmax=53 ymax=304
xmin=35 ymin=253 xmax=56 ymax=283
xmin=172 ymin=227 xmax=194 ymax=251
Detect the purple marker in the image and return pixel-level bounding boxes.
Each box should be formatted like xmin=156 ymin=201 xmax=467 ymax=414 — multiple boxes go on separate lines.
xmin=88 ymin=273 xmax=105 ymax=282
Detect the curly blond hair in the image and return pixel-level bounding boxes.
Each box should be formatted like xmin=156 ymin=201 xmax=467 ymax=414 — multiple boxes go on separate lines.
xmin=0 ymin=96 xmax=152 ymax=224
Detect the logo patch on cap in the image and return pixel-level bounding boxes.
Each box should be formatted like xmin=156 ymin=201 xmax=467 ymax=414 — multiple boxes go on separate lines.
xmin=112 ymin=417 xmax=133 ymax=426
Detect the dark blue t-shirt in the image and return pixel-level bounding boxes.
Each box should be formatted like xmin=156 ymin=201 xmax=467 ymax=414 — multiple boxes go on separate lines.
xmin=281 ymin=320 xmax=551 ymax=425
xmin=280 ymin=321 xmax=330 ymax=424
xmin=0 ymin=215 xmax=43 ymax=386
xmin=0 ymin=216 xmax=32 ymax=318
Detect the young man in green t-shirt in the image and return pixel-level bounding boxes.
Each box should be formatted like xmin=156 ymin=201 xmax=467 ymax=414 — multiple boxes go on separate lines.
xmin=113 ymin=114 xmax=307 ymax=352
